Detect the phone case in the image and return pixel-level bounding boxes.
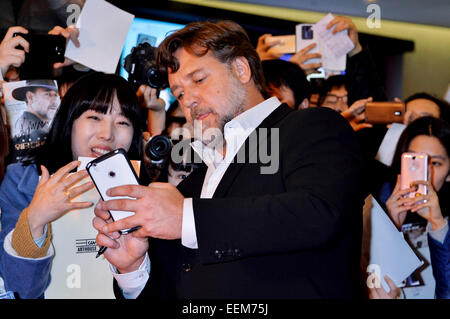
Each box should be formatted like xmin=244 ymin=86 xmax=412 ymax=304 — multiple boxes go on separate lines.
xmin=365 ymin=102 xmax=405 ymax=124
xmin=400 ymin=152 xmax=428 ymax=199
xmin=295 ymin=24 xmax=320 ymax=64
xmin=265 ymin=35 xmax=296 ymax=54
xmin=86 ymin=148 xmax=140 ymax=234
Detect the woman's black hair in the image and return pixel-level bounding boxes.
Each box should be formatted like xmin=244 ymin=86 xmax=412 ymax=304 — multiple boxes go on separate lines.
xmin=25 ymin=72 xmax=143 ymax=174
xmin=404 ymin=92 xmax=450 ymax=124
xmin=391 ymin=116 xmax=450 ymax=215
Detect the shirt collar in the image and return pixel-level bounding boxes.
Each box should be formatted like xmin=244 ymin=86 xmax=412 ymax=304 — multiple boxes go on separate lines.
xmin=225 ymin=96 xmax=280 ymax=132
xmin=191 ymin=97 xmax=281 ymax=165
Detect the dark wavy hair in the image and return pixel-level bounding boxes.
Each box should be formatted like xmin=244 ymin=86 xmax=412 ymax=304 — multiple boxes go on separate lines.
xmin=391 ymin=116 xmax=450 ymax=215
xmin=156 ymin=20 xmax=269 ymax=98
xmin=25 ymin=72 xmax=143 ymax=174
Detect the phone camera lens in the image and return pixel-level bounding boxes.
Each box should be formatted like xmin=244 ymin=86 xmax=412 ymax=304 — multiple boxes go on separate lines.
xmin=109 ymin=171 xmax=116 ymax=178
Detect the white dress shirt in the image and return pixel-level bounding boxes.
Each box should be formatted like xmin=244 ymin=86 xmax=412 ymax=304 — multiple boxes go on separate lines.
xmin=114 ymin=97 xmax=281 ymax=297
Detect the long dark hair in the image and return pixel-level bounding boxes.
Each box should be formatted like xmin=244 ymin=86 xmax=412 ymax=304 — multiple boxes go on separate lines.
xmin=25 ymin=72 xmax=143 ymax=174
xmin=391 ymin=116 xmax=450 ymax=214
xmin=0 ymin=109 xmax=8 ymax=181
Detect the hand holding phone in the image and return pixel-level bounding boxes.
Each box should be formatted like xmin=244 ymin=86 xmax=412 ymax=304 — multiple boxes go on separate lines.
xmin=295 ymin=24 xmax=321 ymax=65
xmin=365 ymin=102 xmax=405 ymax=124
xmin=86 ymin=148 xmax=140 ymax=234
xmin=13 ymin=32 xmax=66 ymax=79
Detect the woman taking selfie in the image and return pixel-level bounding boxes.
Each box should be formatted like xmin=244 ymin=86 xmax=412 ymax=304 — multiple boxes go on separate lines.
xmin=0 ymin=72 xmax=143 ymax=298
xmin=372 ymin=116 xmax=450 ymax=299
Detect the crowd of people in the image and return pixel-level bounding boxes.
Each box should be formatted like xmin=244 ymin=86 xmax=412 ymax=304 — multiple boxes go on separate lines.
xmin=0 ymin=11 xmax=448 ymax=300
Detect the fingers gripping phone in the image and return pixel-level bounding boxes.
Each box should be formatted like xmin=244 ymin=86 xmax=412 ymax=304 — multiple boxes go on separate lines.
xmin=13 ymin=33 xmax=66 ymax=79
xmin=295 ymin=24 xmax=321 ymax=65
xmin=86 ymin=149 xmax=140 ymax=234
xmin=400 ymin=152 xmax=428 ymax=199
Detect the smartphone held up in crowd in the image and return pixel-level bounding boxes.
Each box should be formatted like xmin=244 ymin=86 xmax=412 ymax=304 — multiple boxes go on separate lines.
xmin=400 ymin=152 xmax=428 ymax=200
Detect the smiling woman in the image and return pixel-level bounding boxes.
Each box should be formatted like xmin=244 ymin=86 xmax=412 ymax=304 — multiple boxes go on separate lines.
xmin=0 ymin=72 xmax=144 ymax=299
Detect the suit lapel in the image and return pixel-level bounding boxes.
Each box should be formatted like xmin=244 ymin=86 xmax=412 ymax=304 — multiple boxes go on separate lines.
xmin=177 ymin=161 xmax=207 ymax=198
xmin=213 ymin=103 xmax=293 ymax=198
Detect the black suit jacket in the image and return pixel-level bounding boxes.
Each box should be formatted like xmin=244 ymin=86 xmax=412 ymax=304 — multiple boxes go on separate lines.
xmin=119 ymin=104 xmax=366 ymax=299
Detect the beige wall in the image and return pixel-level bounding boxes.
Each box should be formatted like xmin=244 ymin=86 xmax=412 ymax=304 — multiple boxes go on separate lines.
xmin=172 ymin=0 xmax=450 ymax=99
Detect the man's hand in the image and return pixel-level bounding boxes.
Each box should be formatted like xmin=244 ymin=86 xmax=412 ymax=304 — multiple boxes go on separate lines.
xmin=93 ymin=200 xmax=149 ymax=274
xmin=289 ymin=43 xmax=322 ymax=75
xmin=326 ymin=16 xmax=362 ymax=57
xmin=0 ymin=26 xmax=29 ymax=76
xmin=256 ymin=34 xmax=283 ymax=61
xmin=98 ymin=182 xmax=185 ymax=240
xmin=48 ymin=25 xmax=80 ymax=69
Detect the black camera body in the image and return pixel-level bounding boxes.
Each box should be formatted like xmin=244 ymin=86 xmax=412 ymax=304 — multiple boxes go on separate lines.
xmin=13 ymin=33 xmax=66 ymax=79
xmin=123 ymin=42 xmax=168 ymax=91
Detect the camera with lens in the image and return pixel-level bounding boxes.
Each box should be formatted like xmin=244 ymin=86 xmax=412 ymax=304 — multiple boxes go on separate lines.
xmin=123 ymin=42 xmax=168 ymax=91
xmin=143 ymin=135 xmax=173 ymax=182
xmin=13 ymin=33 xmax=66 ymax=79
xmin=143 ymin=135 xmax=201 ymax=184
xmin=145 ymin=135 xmax=173 ymax=164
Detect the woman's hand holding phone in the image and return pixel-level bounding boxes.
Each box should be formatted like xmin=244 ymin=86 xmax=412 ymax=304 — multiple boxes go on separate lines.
xmin=386 ymin=174 xmax=417 ymax=229
xmin=408 ymin=180 xmax=447 ymax=231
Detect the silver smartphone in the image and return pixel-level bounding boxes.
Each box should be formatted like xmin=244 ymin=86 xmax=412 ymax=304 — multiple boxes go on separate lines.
xmin=86 ymin=148 xmax=140 ymax=234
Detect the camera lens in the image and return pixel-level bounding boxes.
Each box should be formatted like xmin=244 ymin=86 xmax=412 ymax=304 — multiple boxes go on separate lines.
xmin=145 ymin=135 xmax=172 ymax=162
xmin=147 ymin=68 xmax=168 ymax=89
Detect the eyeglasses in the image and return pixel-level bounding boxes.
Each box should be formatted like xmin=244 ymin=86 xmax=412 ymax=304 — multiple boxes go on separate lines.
xmin=323 ymin=94 xmax=348 ymax=104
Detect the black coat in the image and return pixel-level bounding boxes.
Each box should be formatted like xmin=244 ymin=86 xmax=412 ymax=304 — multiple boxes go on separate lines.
xmin=117 ymin=104 xmax=366 ymax=299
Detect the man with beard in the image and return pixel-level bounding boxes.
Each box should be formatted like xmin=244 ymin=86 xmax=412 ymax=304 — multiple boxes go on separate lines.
xmin=11 ymin=79 xmax=59 ymax=161
xmin=93 ymin=20 xmax=366 ymax=299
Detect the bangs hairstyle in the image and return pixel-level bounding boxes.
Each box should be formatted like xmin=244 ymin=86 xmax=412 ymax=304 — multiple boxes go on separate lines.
xmin=28 ymin=72 xmax=143 ymax=174
xmin=156 ymin=20 xmax=269 ymax=98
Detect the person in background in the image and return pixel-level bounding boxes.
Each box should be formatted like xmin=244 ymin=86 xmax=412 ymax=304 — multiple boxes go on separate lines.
xmin=261 ymin=59 xmax=311 ymax=110
xmin=403 ymin=92 xmax=450 ymax=126
xmin=374 ymin=116 xmax=450 ymax=299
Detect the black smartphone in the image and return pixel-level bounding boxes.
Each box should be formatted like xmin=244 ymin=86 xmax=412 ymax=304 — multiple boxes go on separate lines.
xmin=13 ymin=33 xmax=66 ymax=79
xmin=86 ymin=149 xmax=141 ymax=234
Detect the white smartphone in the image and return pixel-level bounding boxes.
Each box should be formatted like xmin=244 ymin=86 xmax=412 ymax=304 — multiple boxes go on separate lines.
xmin=295 ymin=24 xmax=321 ymax=65
xmin=86 ymin=148 xmax=140 ymax=234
